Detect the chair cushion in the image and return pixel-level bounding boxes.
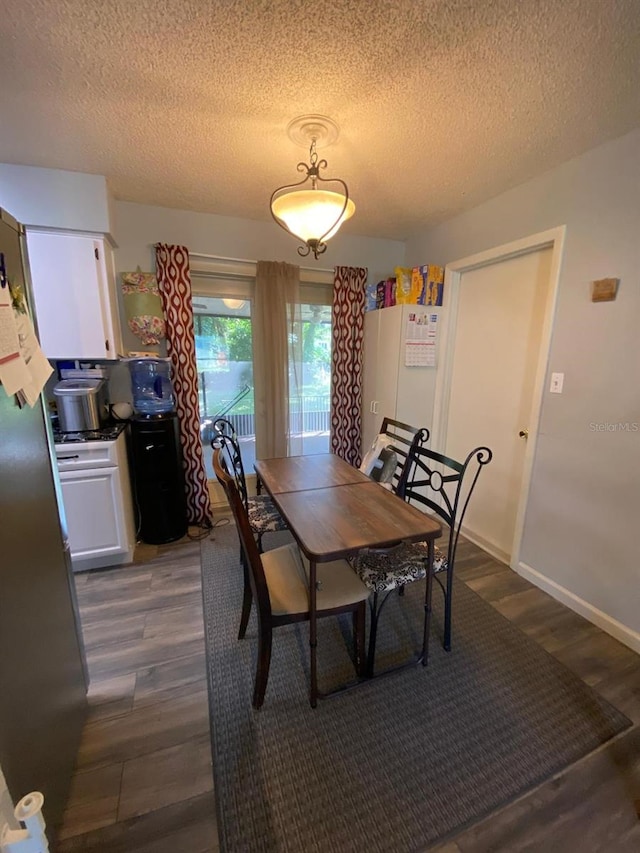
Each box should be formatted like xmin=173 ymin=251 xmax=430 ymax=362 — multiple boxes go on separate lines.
xmin=247 ymin=494 xmax=288 ymax=535
xmin=350 ymin=541 xmax=448 ymax=594
xmin=262 ymin=543 xmax=370 ymax=616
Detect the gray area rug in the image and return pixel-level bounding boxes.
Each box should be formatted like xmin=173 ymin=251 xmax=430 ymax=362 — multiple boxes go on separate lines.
xmin=201 ymin=524 xmax=631 ymax=852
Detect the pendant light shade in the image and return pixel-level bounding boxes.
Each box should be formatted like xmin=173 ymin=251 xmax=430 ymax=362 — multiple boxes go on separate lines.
xmin=271 ymin=190 xmax=355 ymax=244
xmin=270 ymin=116 xmax=355 ymax=260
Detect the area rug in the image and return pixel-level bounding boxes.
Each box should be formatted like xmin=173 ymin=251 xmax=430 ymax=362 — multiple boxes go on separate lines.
xmin=201 ymin=525 xmax=631 ymax=853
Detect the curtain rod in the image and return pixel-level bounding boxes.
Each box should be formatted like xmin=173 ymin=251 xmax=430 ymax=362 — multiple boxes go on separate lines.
xmin=188 ymin=250 xmax=334 ymax=275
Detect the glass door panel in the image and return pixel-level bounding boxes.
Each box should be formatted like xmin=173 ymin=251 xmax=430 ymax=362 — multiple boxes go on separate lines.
xmin=193 ymin=297 xmax=255 ymax=478
xmin=290 ymin=304 xmax=332 ymax=455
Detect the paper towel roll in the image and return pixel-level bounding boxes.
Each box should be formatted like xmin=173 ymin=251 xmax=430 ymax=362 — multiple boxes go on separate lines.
xmin=14 ymin=793 xmax=45 ymax=838
xmin=1 ymin=792 xmax=48 ymax=853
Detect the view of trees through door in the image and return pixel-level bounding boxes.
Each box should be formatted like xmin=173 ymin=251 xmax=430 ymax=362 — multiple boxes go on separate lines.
xmin=193 ymin=296 xmax=332 ymax=478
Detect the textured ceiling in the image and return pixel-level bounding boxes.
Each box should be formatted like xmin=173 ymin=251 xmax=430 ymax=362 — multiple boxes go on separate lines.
xmin=1 ymin=0 xmax=639 ymax=240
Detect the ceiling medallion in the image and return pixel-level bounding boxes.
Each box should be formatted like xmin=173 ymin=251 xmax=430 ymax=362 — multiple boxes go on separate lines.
xmin=269 ymin=115 xmax=355 ymax=260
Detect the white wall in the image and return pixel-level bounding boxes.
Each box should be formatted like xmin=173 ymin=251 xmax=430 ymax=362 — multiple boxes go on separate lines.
xmin=0 ymin=164 xmax=112 ymax=234
xmin=107 ymin=200 xmax=405 ymax=400
xmin=112 ymin=201 xmax=404 ymax=290
xmin=405 ymin=128 xmax=640 ymax=647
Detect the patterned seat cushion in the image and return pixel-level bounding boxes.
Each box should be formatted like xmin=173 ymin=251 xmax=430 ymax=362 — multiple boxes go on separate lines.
xmin=247 ymin=494 xmax=288 ymax=535
xmin=350 ymin=541 xmax=448 ymax=594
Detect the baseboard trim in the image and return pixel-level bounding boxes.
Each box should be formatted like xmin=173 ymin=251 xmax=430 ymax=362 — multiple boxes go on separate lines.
xmin=517 ymin=561 xmax=640 ymax=654
xmin=460 ymin=525 xmax=510 ymax=567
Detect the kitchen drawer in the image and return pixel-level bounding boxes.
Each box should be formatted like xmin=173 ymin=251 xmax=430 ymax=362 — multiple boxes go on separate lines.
xmin=55 ymin=439 xmax=120 ymax=471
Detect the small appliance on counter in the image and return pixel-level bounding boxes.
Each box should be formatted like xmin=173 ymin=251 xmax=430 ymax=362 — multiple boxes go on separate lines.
xmin=53 ymin=378 xmax=109 ymax=433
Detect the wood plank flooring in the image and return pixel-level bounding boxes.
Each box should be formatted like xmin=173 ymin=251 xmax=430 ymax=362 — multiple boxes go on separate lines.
xmin=55 ymin=524 xmax=640 ymax=852
xmin=55 ymin=531 xmax=217 ymax=853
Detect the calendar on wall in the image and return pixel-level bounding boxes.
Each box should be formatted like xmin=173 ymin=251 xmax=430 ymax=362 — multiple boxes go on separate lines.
xmin=405 ymin=311 xmax=438 ymax=367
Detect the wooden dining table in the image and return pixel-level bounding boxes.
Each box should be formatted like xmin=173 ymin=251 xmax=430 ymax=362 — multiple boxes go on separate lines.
xmin=254 ymin=453 xmax=442 ymax=707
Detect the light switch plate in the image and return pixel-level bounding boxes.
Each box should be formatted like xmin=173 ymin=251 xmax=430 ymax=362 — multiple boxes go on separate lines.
xmin=550 ymin=372 xmax=564 ymax=394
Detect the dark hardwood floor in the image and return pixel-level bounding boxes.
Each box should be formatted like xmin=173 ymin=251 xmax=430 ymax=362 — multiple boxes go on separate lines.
xmin=55 ymin=522 xmax=640 ymax=852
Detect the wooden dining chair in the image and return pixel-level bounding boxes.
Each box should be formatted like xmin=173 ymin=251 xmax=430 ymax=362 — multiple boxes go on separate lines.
xmin=351 ymin=443 xmax=492 ymax=676
xmin=213 ymin=449 xmax=370 ymax=709
xmin=211 ymin=417 xmax=288 ymax=552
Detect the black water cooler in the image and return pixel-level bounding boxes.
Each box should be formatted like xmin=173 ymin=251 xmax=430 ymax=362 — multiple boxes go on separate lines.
xmin=129 ymin=413 xmax=188 ymax=544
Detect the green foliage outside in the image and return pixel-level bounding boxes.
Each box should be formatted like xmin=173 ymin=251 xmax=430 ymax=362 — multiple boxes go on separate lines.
xmin=195 ymin=314 xmax=332 ymax=418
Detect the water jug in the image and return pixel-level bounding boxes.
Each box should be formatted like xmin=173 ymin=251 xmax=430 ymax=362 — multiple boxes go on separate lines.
xmin=126 ymin=357 xmax=175 ymax=416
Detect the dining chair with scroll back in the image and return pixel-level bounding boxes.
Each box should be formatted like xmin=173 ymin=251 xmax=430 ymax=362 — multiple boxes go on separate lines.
xmin=351 ymin=442 xmax=492 ymax=676
xmin=211 ymin=418 xmax=289 ymax=640
xmin=362 ymin=418 xmax=429 ymax=495
xmin=213 ymin=448 xmax=370 ymax=709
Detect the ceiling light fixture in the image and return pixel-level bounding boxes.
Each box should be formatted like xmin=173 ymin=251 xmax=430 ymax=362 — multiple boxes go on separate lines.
xmin=222 ymin=299 xmax=246 ymax=310
xmin=270 ymin=115 xmax=355 ymax=260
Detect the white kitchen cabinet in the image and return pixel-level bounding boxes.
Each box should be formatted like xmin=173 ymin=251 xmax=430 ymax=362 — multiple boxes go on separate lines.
xmin=362 ymin=304 xmax=442 ymax=455
xmin=26 ymin=229 xmax=123 ymax=359
xmin=56 ymin=432 xmax=135 ymax=571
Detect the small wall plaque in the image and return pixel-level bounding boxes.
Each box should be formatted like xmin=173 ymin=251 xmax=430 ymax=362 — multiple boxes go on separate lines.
xmin=591 ymin=277 xmax=619 ymax=302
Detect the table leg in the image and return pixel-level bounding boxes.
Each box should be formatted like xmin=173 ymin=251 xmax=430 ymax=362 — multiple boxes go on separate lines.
xmin=309 ymin=558 xmax=318 ymax=708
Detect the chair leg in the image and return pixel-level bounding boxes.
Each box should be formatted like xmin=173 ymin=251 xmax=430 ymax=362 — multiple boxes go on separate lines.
xmin=352 ymin=602 xmax=366 ymax=677
xmin=422 ymin=565 xmax=435 ymax=666
xmin=238 ymin=560 xmax=253 ymax=640
xmin=253 ymin=626 xmax=272 ymax=710
xmin=365 ymin=592 xmax=380 ymax=678
xmin=256 ymin=532 xmax=264 ymax=553
xmin=443 ymin=570 xmax=453 ymax=652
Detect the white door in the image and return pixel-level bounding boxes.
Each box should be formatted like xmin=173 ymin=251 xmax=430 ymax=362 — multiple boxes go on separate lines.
xmin=444 ymin=247 xmax=553 ymax=565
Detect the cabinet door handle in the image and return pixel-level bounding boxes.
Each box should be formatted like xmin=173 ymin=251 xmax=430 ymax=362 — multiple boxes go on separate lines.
xmin=94 ymin=247 xmax=100 ymax=260
xmin=105 ymin=339 xmax=110 ymax=352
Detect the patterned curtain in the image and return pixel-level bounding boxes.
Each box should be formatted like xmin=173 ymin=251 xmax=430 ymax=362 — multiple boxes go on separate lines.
xmin=155 ymin=244 xmax=212 ymax=528
xmin=330 ymin=265 xmax=368 ymax=466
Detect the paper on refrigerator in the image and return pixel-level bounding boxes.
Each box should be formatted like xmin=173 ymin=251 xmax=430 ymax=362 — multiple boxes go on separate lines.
xmin=0 ymin=278 xmax=32 ymax=395
xmin=0 ymin=258 xmax=52 ymax=404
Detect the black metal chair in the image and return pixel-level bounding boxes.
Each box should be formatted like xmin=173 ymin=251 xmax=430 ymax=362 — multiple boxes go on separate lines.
xmin=351 ymin=442 xmax=492 ymax=675
xmin=213 ymin=449 xmax=369 ymax=709
xmin=366 ymin=418 xmax=430 ymax=495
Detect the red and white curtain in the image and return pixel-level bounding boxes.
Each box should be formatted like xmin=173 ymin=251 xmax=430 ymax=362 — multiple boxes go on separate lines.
xmin=330 ymin=266 xmax=367 ymax=466
xmin=155 ymin=244 xmax=212 ymax=528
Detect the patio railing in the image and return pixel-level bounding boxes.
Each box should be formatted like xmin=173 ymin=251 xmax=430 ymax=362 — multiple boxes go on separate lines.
xmin=200 ymin=394 xmax=330 ymax=441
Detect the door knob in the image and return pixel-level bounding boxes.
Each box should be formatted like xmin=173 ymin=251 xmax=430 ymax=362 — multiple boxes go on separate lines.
xmin=518 ymin=429 xmax=529 ymax=439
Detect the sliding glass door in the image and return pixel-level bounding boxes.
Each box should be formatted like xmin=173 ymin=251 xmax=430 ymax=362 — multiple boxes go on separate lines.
xmin=192 ymin=273 xmax=332 ymax=478
xmin=193 ymin=297 xmax=256 ymax=479
xmin=290 ymin=303 xmax=332 ymax=456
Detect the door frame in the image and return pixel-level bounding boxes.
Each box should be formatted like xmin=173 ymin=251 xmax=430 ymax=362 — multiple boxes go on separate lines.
xmin=431 ymin=226 xmax=566 ymax=569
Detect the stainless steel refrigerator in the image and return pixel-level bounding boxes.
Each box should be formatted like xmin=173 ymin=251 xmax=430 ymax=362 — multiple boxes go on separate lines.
xmin=0 ymin=207 xmax=87 ymax=835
